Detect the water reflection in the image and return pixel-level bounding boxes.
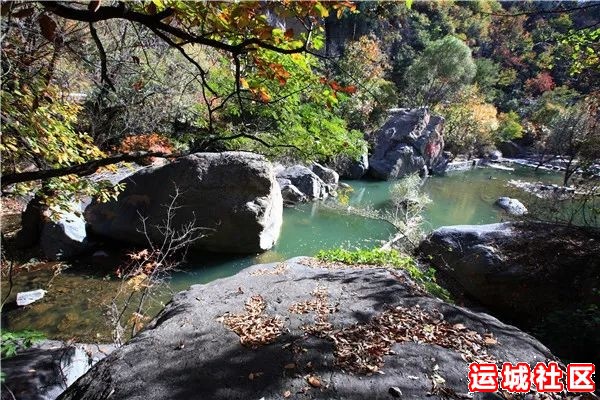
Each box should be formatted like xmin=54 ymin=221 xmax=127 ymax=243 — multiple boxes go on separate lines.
xmin=2 ymin=166 xmax=564 ymax=342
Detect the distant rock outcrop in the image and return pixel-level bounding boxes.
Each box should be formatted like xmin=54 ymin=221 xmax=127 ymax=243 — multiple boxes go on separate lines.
xmin=369 ymin=108 xmax=445 ymax=180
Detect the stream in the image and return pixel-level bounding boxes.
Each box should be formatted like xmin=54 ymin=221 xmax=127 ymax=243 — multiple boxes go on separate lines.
xmin=1 ymin=165 xmax=564 ymax=342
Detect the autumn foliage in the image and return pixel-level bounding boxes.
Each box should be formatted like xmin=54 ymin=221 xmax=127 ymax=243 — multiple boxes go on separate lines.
xmin=525 ymin=72 xmax=556 ymax=95
xmin=117 ymin=133 xmax=174 ymax=164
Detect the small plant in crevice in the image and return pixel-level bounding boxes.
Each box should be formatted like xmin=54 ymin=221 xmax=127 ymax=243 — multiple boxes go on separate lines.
xmin=316 ymin=248 xmax=451 ymax=301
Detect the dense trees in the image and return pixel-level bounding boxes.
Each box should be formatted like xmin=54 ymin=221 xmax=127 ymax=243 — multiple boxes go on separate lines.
xmin=1 ymin=0 xmax=599 ymax=208
xmin=0 ymin=1 xmax=371 ymax=208
xmin=403 ymin=36 xmax=476 ymax=106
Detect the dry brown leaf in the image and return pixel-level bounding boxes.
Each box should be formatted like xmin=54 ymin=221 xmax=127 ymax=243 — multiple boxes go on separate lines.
xmin=307 ymin=375 xmax=322 ymax=388
xmin=484 ymin=336 xmax=498 ymax=345
xmin=283 ymin=390 xmax=292 ymax=398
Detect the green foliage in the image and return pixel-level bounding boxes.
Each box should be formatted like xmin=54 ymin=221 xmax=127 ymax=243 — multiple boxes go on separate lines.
xmin=337 ymin=35 xmax=398 ymax=132
xmin=316 ymin=248 xmax=451 ymax=301
xmin=497 ymin=111 xmax=524 ymax=142
xmin=560 ymin=28 xmax=600 ymax=75
xmin=435 ymin=86 xmax=499 ymax=155
xmin=474 ymin=58 xmax=500 ymax=101
xmin=212 ymin=47 xmax=366 ymax=161
xmin=403 ymin=35 xmax=477 ymax=106
xmin=1 ymin=330 xmax=46 ymax=359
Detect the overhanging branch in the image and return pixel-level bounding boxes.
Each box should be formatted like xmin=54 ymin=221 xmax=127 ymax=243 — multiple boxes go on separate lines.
xmin=1 ymin=151 xmax=175 ymax=186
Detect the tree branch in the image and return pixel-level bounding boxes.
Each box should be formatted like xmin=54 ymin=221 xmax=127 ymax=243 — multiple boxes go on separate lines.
xmin=1 ymin=151 xmax=175 ymax=186
xmin=88 ymin=21 xmax=115 ymax=92
xmin=41 ymin=2 xmax=309 ymax=55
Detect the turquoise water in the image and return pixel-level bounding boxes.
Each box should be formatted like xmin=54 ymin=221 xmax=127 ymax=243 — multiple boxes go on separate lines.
xmin=170 ymin=165 xmax=563 ymax=291
xmin=2 ymin=165 xmax=565 ymax=340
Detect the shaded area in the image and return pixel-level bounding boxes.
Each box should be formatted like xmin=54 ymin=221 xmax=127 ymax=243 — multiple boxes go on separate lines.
xmin=59 ymin=259 xmax=558 ymax=400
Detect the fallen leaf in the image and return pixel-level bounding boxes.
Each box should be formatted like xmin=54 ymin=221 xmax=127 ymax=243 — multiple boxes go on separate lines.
xmin=284 ymin=363 xmax=296 ymax=369
xmin=307 ymin=375 xmax=321 ymax=388
xmin=484 ymin=337 xmax=498 ymax=345
xmin=283 ymin=390 xmax=291 ymax=398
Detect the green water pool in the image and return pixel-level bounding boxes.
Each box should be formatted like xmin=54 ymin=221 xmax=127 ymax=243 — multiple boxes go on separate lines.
xmin=1 ymin=165 xmax=565 ymax=341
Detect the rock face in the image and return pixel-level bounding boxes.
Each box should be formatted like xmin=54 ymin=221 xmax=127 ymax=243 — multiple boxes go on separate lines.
xmin=311 ymin=163 xmax=339 ymax=187
xmin=497 ymin=141 xmax=525 ymax=158
xmin=60 ymin=258 xmax=556 ymax=400
xmin=495 ymin=197 xmax=528 ymax=216
xmin=417 ymin=222 xmax=600 ymax=322
xmin=17 ymin=199 xmax=90 ymax=260
xmin=329 ymin=153 xmax=369 ymax=180
xmin=280 ymin=184 xmax=307 ymax=206
xmin=276 ymin=165 xmax=328 ymax=201
xmin=85 ymin=152 xmax=283 ymax=253
xmin=488 ymin=149 xmax=502 ymax=161
xmin=1 ymin=340 xmax=114 ymax=400
xmin=369 ymin=108 xmax=444 ymax=180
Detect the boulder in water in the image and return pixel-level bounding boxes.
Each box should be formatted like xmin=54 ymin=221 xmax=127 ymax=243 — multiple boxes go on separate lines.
xmin=495 ymin=196 xmax=528 ymax=216
xmin=276 ymin=165 xmax=328 ymax=200
xmin=85 ymin=152 xmax=283 ymax=253
xmin=368 ymin=108 xmax=445 ymax=180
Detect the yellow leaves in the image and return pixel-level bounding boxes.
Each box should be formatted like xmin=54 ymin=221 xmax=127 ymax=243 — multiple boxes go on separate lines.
xmin=250 ymin=87 xmax=271 ymax=103
xmin=126 ymin=273 xmax=150 ymax=292
xmin=313 ymin=3 xmax=329 ymax=18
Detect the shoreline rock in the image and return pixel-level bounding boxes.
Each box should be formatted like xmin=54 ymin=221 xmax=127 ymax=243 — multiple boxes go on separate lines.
xmin=418 ymin=222 xmax=600 ymax=366
xmin=59 ymin=258 xmax=558 ymax=400
xmin=85 ymin=152 xmax=283 ymax=253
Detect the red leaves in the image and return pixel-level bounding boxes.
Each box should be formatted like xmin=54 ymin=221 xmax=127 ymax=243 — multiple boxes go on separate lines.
xmin=525 ymin=72 xmax=556 ymax=95
xmin=320 ymin=78 xmax=358 ymax=95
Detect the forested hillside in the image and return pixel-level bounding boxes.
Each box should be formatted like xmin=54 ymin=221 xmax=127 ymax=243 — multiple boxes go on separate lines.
xmin=2 ymin=1 xmax=598 ymax=207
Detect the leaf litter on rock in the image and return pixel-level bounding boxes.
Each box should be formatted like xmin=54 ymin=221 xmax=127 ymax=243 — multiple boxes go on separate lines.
xmin=327 ymin=305 xmax=497 ymax=374
xmin=218 ymin=295 xmax=284 ymax=348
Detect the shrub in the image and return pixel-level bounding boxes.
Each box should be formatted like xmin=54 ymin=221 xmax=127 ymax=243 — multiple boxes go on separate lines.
xmin=117 ymin=133 xmax=174 ymax=165
xmin=316 ymin=248 xmax=451 ymax=301
xmin=1 ymin=330 xmax=45 ymax=359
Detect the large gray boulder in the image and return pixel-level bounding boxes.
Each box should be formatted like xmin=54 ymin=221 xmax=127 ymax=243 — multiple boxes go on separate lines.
xmin=85 ymin=152 xmax=283 ymax=253
xmin=495 ymin=197 xmax=527 ymax=216
xmin=329 ymin=153 xmax=369 ymax=180
xmin=1 ymin=340 xmax=114 ymax=400
xmin=276 ymin=165 xmax=327 ymax=200
xmin=418 ymin=222 xmax=600 ymax=367
xmin=60 ymin=258 xmax=557 ymax=400
xmin=369 ymin=108 xmax=444 ymax=180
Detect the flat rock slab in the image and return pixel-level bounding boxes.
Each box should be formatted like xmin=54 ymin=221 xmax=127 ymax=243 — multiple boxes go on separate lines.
xmin=60 ymin=258 xmax=556 ymax=400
